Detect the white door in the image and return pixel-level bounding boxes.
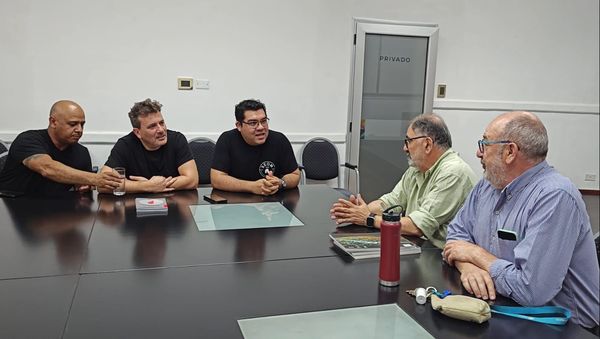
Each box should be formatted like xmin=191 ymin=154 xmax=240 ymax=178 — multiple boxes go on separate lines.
xmin=346 ymin=19 xmax=439 ymax=201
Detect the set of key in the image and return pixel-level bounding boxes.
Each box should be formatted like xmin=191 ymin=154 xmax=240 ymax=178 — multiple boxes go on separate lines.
xmin=406 ymin=287 xmax=452 ymax=304
xmin=406 ymin=287 xmax=429 ymax=304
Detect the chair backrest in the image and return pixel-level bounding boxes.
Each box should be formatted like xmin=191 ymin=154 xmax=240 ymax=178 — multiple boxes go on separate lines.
xmin=299 ymin=137 xmax=340 ymax=185
xmin=0 ymin=140 xmax=9 ymax=173
xmin=0 ymin=153 xmax=7 ymax=173
xmin=188 ymin=137 xmax=216 ymax=186
xmin=0 ymin=140 xmax=8 ymax=154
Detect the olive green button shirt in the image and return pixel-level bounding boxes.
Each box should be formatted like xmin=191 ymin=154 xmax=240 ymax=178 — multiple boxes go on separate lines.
xmin=379 ymin=149 xmax=476 ymax=249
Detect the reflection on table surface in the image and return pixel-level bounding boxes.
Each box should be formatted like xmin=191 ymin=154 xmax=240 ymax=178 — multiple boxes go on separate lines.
xmin=84 ymin=186 xmax=339 ymax=272
xmin=0 ymin=185 xmax=595 ymax=339
xmin=0 ymin=191 xmax=96 ymax=278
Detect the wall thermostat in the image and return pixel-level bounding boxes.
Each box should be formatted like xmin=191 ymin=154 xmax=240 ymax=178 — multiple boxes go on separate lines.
xmin=178 ymin=77 xmax=194 ymax=90
xmin=437 ymin=84 xmax=446 ymax=98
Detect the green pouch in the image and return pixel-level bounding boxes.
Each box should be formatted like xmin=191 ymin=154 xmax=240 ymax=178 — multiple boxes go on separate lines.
xmin=430 ymin=295 xmax=491 ymax=323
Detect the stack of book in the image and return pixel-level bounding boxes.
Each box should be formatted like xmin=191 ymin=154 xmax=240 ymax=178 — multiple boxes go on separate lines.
xmin=329 ymin=232 xmax=421 ymax=260
xmin=135 ymin=198 xmax=168 ymax=217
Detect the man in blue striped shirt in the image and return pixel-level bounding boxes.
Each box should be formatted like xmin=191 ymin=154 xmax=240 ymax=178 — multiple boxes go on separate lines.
xmin=443 ymin=111 xmax=599 ymax=329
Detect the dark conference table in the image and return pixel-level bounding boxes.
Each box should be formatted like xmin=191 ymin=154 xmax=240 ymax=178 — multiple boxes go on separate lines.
xmin=0 ymin=185 xmax=595 ymax=339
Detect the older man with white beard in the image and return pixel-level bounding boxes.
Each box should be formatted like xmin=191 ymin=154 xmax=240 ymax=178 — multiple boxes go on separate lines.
xmin=330 ymin=113 xmax=476 ymax=249
xmin=444 ymin=111 xmax=599 ymax=331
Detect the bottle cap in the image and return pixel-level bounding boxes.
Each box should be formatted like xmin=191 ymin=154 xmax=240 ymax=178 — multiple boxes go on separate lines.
xmin=382 ymin=205 xmax=402 ymax=222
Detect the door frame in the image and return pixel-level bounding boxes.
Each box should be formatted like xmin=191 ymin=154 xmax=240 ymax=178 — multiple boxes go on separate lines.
xmin=345 ymin=18 xmax=439 ymax=191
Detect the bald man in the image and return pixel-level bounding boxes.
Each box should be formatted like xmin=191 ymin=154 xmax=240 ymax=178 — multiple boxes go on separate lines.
xmin=0 ymin=100 xmax=121 ymax=194
xmin=444 ymin=111 xmax=599 ymax=329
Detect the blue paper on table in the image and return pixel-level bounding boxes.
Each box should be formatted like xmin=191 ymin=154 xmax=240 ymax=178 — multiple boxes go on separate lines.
xmin=189 ymin=202 xmax=304 ymax=231
xmin=238 ymin=303 xmax=433 ymax=339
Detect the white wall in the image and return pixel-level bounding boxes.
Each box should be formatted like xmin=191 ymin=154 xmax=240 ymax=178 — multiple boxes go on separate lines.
xmin=438 ymin=110 xmax=599 ymax=188
xmin=0 ymin=0 xmax=598 ymax=189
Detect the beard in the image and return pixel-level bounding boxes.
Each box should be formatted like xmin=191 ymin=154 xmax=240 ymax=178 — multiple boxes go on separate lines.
xmin=406 ymin=152 xmax=421 ymax=168
xmin=407 ymin=155 xmax=416 ymax=168
xmin=483 ymin=156 xmax=508 ymax=189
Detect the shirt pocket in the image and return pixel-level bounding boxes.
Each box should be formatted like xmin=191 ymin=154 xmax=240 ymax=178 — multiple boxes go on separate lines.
xmin=497 ymin=238 xmax=517 ymax=262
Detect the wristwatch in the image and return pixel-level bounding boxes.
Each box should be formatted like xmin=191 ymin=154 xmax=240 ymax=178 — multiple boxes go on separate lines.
xmin=366 ymin=213 xmax=376 ymax=228
xmin=279 ymin=178 xmax=287 ymax=190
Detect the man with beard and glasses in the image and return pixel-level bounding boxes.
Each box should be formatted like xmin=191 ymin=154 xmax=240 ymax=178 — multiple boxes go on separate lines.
xmin=211 ymin=99 xmax=300 ymax=196
xmin=444 ymin=111 xmax=599 ymax=331
xmin=330 ymin=113 xmax=476 ymax=249
xmin=98 ymin=99 xmax=198 ymax=194
xmin=0 ymin=100 xmax=122 ymax=194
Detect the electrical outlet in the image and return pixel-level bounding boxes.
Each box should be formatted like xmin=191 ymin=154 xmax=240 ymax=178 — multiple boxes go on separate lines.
xmin=584 ymin=173 xmax=597 ymax=181
xmin=195 ymin=79 xmax=210 ymax=90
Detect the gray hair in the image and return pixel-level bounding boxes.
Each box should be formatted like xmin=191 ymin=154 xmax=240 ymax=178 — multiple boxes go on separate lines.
xmin=501 ymin=113 xmax=548 ymax=161
xmin=409 ymin=113 xmax=452 ymax=150
xmin=128 ymin=98 xmax=163 ymax=128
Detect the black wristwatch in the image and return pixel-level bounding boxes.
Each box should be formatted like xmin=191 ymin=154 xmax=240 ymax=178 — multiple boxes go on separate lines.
xmin=279 ymin=179 xmax=287 ymax=190
xmin=366 ymin=213 xmax=376 ymax=228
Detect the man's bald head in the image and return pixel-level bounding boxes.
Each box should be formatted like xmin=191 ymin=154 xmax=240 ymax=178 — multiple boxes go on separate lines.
xmin=489 ymin=111 xmax=548 ymax=162
xmin=47 ymin=100 xmax=86 ymax=149
xmin=49 ymin=100 xmax=84 ymax=119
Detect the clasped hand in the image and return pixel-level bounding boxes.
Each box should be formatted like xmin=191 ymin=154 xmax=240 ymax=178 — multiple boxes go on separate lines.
xmin=130 ymin=175 xmax=177 ymax=192
xmin=254 ymin=171 xmax=280 ymax=196
xmin=329 ymin=194 xmax=370 ymax=225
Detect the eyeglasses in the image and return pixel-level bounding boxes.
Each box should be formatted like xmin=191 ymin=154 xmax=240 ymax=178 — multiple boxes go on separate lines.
xmin=477 ymin=139 xmax=512 ymax=153
xmin=241 ymin=117 xmax=269 ymax=129
xmin=403 ymin=135 xmax=429 ymax=148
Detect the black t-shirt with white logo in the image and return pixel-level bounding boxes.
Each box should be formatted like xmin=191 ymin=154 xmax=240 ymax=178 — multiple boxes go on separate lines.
xmin=105 ymin=130 xmax=193 ymax=178
xmin=212 ymin=129 xmax=298 ymax=181
xmin=0 ymin=129 xmax=92 ymax=194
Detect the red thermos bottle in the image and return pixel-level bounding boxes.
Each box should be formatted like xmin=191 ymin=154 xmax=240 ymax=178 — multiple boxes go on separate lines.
xmin=379 ymin=205 xmax=402 ymax=287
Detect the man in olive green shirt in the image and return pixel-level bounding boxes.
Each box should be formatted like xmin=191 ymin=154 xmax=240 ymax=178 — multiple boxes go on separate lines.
xmin=330 ymin=113 xmax=476 ymax=249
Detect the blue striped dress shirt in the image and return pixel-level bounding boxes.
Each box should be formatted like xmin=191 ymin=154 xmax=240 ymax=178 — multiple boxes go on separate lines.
xmin=447 ymin=161 xmax=600 ymax=328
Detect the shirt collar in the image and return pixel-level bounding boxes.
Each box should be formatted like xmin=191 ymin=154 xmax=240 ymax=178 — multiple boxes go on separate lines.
xmin=502 ymin=160 xmax=549 ymax=196
xmin=414 ymin=149 xmax=454 ymax=185
xmin=423 ymin=149 xmax=454 ymax=177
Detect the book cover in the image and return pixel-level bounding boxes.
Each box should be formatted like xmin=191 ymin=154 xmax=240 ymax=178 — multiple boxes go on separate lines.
xmin=329 ymin=232 xmax=421 ymax=259
xmin=331 ymin=234 xmax=381 ymax=252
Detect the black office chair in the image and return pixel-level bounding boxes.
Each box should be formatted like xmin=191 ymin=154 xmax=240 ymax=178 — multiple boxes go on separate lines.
xmin=188 ymin=137 xmax=216 ymax=186
xmin=0 ymin=154 xmax=7 ymax=173
xmin=0 ymin=140 xmax=9 ymax=173
xmin=298 ymin=137 xmax=359 ymax=198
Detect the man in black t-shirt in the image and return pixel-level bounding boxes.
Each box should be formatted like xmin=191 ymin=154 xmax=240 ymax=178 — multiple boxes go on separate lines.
xmin=211 ymin=99 xmax=300 ymax=195
xmin=0 ymin=100 xmax=122 ymax=195
xmin=99 ymin=99 xmax=198 ymax=194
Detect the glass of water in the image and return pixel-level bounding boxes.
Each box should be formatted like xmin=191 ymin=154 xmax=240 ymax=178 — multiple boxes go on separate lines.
xmin=113 ymin=167 xmax=126 ymax=196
